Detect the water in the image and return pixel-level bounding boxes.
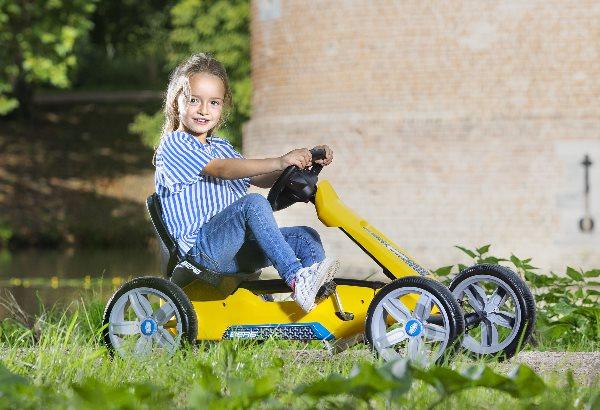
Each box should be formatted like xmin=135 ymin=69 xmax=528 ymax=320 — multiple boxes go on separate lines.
xmin=0 ymin=248 xmax=160 ymax=318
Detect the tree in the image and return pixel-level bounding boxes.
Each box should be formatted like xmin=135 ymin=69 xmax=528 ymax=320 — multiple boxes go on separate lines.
xmin=73 ymin=0 xmax=174 ymax=90
xmin=0 ymin=0 xmax=96 ymax=117
xmin=130 ymin=0 xmax=250 ymax=148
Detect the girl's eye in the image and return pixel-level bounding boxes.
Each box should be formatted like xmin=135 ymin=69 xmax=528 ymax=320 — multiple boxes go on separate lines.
xmin=190 ymin=98 xmax=199 ymax=104
xmin=211 ymin=101 xmax=220 ymax=106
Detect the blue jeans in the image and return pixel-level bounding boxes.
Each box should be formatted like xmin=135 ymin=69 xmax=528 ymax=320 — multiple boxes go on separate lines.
xmin=187 ymin=193 xmax=325 ymax=286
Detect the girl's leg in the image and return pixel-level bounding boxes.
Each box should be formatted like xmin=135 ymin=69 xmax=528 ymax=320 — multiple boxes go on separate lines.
xmin=187 ymin=193 xmax=302 ymax=285
xmin=236 ymin=226 xmax=325 ymax=272
xmin=280 ymin=226 xmax=326 ymax=267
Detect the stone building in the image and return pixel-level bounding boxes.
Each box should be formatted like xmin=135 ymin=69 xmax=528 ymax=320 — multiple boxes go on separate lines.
xmin=244 ymin=0 xmax=600 ymax=277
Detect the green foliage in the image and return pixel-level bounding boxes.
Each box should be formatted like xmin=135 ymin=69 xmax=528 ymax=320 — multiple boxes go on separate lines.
xmin=70 ymin=378 xmax=175 ymax=409
xmin=0 ymin=0 xmax=97 ymax=115
xmin=0 ymin=351 xmax=551 ymax=409
xmin=0 ymin=362 xmax=175 ymax=409
xmin=0 ymin=318 xmax=34 ymax=346
xmin=437 ymin=245 xmax=600 ymax=348
xmin=296 ymin=358 xmax=546 ymax=407
xmin=73 ymin=0 xmax=174 ymax=90
xmin=455 ymin=244 xmax=508 ymax=268
xmin=189 ymin=362 xmax=280 ymax=408
xmin=296 ymin=360 xmax=410 ymax=402
xmin=0 ymin=217 xmax=13 ymax=248
xmin=0 ymin=292 xmax=597 ymax=409
xmin=130 ymin=0 xmax=251 ymax=149
xmin=186 ymin=343 xmax=281 ymax=408
xmin=128 ymin=111 xmax=165 ymax=148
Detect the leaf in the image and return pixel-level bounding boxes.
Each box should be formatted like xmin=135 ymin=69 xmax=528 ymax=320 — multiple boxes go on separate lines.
xmin=412 ymin=363 xmax=545 ymax=399
xmin=0 ymin=364 xmax=29 ymax=387
xmin=433 ymin=265 xmax=453 ymax=277
xmin=584 ymin=269 xmax=600 ymax=278
xmin=476 ymin=245 xmax=491 ymax=255
xmin=505 ymin=365 xmax=547 ymax=398
xmin=552 ymin=301 xmax=577 ymax=316
xmin=296 ymin=361 xmax=411 ymax=401
xmin=197 ymin=363 xmax=222 ymax=392
xmin=541 ymin=324 xmax=571 ymax=340
xmin=479 ymin=256 xmax=507 ymax=265
xmin=412 ymin=365 xmax=471 ymax=396
xmin=584 ymin=391 xmax=600 ymax=410
xmin=455 ymin=246 xmax=476 ymax=259
xmin=510 ymin=255 xmax=522 ymax=266
xmin=0 ymin=96 xmax=18 ymax=115
xmin=566 ymin=267 xmax=584 ymax=282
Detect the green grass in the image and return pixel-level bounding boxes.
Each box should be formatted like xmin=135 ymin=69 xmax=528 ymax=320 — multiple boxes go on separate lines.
xmin=0 ymin=293 xmax=598 ymax=409
xmin=1 ymin=244 xmax=599 ymax=408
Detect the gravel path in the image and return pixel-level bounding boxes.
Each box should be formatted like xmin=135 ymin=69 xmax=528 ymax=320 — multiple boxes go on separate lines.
xmin=511 ymin=351 xmax=600 ymax=383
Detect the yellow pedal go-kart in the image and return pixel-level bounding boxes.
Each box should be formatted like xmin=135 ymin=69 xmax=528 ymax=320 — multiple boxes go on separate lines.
xmin=102 ymin=148 xmax=536 ymax=364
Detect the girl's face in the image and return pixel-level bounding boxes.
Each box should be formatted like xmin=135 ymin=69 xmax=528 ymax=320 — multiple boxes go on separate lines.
xmin=178 ymin=72 xmax=225 ymax=141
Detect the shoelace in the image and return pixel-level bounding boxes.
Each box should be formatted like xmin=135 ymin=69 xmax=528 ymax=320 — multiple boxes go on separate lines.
xmin=298 ymin=264 xmax=318 ymax=281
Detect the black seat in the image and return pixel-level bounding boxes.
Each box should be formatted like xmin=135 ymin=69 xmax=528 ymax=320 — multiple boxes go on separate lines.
xmin=146 ymin=193 xmax=260 ymax=294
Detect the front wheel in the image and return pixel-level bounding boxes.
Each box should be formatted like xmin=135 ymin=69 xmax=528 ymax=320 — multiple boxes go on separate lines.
xmin=449 ymin=264 xmax=536 ymax=360
xmin=365 ymin=276 xmax=464 ymax=365
xmin=102 ymin=276 xmax=198 ymax=358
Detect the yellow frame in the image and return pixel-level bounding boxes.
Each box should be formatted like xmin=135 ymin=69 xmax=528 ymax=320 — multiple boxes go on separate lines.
xmin=184 ymin=179 xmax=434 ymax=341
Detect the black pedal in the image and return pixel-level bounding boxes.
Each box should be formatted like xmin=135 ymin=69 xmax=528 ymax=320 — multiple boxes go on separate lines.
xmin=316 ymin=280 xmax=337 ymax=301
xmin=335 ymin=311 xmax=355 ymax=321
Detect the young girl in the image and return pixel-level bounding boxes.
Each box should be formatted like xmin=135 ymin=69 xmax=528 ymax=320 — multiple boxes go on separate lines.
xmin=154 ymin=53 xmax=339 ymax=312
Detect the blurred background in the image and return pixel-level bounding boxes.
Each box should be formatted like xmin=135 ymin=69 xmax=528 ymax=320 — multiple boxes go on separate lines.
xmin=0 ymin=0 xmax=598 ymax=315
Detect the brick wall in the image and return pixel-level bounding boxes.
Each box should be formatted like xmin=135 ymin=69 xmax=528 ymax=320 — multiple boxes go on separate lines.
xmin=244 ymin=0 xmax=600 ymax=277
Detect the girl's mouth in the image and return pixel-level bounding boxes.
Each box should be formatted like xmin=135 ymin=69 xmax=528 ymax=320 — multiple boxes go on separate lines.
xmin=194 ymin=118 xmax=210 ymax=125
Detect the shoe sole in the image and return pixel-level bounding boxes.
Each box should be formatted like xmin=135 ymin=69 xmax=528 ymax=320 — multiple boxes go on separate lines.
xmin=307 ymin=259 xmax=339 ymax=309
xmin=295 ymin=259 xmax=337 ymax=312
xmin=324 ymin=259 xmax=340 ymax=283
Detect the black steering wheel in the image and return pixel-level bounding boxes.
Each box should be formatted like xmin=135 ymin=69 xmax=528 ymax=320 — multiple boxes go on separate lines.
xmin=267 ymin=148 xmax=327 ymax=211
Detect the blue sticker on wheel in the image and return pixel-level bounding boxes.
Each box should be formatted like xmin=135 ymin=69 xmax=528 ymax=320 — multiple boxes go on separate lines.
xmin=405 ymin=319 xmax=422 ymax=337
xmin=140 ymin=319 xmax=158 ymax=336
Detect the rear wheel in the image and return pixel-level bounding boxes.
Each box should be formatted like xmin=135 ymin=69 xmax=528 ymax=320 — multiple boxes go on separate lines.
xmin=365 ymin=276 xmax=464 ymax=365
xmin=449 ymin=264 xmax=536 ymax=360
xmin=102 ymin=276 xmax=197 ymax=358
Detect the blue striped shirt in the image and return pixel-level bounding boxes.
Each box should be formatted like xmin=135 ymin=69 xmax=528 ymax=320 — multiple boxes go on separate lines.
xmin=154 ymin=131 xmax=250 ymax=256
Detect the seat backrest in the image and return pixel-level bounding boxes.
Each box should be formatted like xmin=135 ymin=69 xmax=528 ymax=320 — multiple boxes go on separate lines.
xmin=146 ymin=193 xmax=179 ymax=277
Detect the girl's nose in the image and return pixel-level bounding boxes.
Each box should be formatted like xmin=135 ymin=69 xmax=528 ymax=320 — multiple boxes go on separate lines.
xmin=198 ymin=102 xmax=209 ymax=115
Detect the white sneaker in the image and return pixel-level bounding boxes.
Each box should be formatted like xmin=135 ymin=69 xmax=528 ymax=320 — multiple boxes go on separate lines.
xmin=293 ymin=258 xmax=340 ymax=312
xmin=320 ymin=257 xmax=339 ymax=283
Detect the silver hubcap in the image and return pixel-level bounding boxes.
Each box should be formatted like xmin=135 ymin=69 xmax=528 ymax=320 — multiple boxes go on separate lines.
xmin=108 ymin=287 xmax=182 ymax=357
xmin=371 ymin=286 xmax=451 ymax=365
xmin=452 ymin=275 xmax=522 ymax=354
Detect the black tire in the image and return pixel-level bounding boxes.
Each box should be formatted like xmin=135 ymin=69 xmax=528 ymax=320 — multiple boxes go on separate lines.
xmin=365 ymin=276 xmax=465 ymax=365
xmin=449 ymin=264 xmax=536 ymax=361
xmin=102 ymin=276 xmax=198 ymax=357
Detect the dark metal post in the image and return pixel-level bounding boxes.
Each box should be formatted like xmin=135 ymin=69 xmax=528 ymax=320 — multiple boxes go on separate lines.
xmin=579 ymin=154 xmax=594 ymax=232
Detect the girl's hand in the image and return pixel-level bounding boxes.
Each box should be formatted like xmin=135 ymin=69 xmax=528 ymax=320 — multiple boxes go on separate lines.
xmin=313 ymin=144 xmax=333 ymax=166
xmin=279 ymin=148 xmax=312 ymax=169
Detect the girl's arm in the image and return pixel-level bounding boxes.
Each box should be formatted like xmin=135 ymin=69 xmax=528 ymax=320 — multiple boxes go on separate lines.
xmin=249 ymin=170 xmax=284 ymax=188
xmin=249 ymin=146 xmax=334 ymax=188
xmin=203 ymin=148 xmax=312 ymax=181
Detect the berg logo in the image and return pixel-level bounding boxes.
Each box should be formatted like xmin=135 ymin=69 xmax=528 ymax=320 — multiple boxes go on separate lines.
xmin=140 ymin=319 xmax=158 ymax=336
xmin=230 ymin=330 xmax=259 ymax=339
xmin=405 ymin=319 xmax=422 ymax=337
